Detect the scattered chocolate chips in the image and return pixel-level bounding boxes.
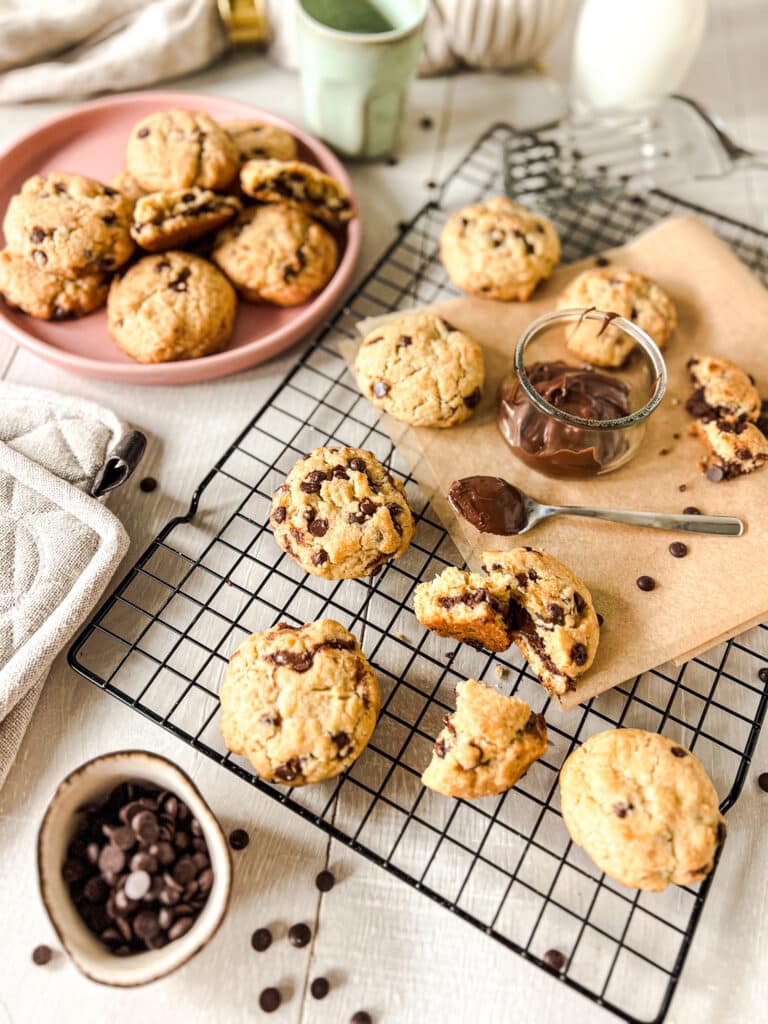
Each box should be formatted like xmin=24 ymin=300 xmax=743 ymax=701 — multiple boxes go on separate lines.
xmin=419 ymin=116 xmax=434 ymax=130
xmin=669 ymin=542 xmax=688 ymax=559
xmin=678 ymin=483 xmax=687 ymax=492
xmin=757 ymin=772 xmax=768 ymax=792
xmin=311 ymin=976 xmax=330 ymax=999
xmin=62 ymin=782 xmax=213 ymax=954
xmin=597 ymin=613 xmax=604 ymax=626
xmin=259 ymin=987 xmax=281 ymax=1013
xmin=32 ymin=944 xmax=52 ymax=966
xmin=351 ymin=1013 xmax=373 ymax=1024
xmin=683 ymin=506 xmax=701 ymax=516
xmin=251 ymin=927 xmax=272 ymax=952
xmin=137 ymin=127 xmax=150 ymax=138
xmin=548 ymin=603 xmax=565 ymax=626
xmin=288 ymin=922 xmax=311 ymax=948
xmin=758 ymin=668 xmax=768 ymax=685
xmin=543 ymin=948 xmax=566 ymax=971
xmin=30 ymin=227 xmax=46 ymax=243
xmin=636 ymin=575 xmax=655 ymax=592
xmin=706 ymin=465 xmax=725 ymax=483
xmin=349 ymin=458 xmax=367 ymax=473
xmin=315 ymin=869 xmax=335 ymax=892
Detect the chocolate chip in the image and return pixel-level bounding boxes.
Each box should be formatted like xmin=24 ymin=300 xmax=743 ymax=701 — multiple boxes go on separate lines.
xmin=288 ymin=922 xmax=311 ymax=947
xmin=373 ymin=380 xmax=389 ymax=398
xmin=397 ymin=334 xmax=412 ymax=348
xmin=168 ymin=916 xmax=194 ymax=941
xmin=311 ymin=976 xmax=330 ymax=999
xmin=275 ymin=759 xmax=302 ymax=783
xmin=706 ymin=465 xmax=725 ymax=482
xmin=717 ymin=821 xmax=727 ymax=844
xmin=312 ymin=550 xmax=329 ymax=566
xmin=124 ymin=870 xmax=152 ymax=901
xmin=759 ymin=668 xmax=768 ymax=685
xmin=678 ymin=483 xmax=687 ymax=492
xmin=30 ymin=227 xmax=46 ymax=243
xmin=757 ymin=772 xmax=768 ymax=791
xmin=571 ymin=643 xmax=588 ymax=666
xmin=251 ymin=927 xmax=272 ymax=951
xmin=273 ymin=506 xmax=287 ymax=523
xmin=669 ymin=542 xmax=687 ymax=558
xmin=301 ymin=470 xmax=327 ymax=494
xmin=228 ymin=827 xmax=249 ymax=851
xmin=636 ymin=575 xmax=655 ymax=592
xmin=573 ymin=592 xmax=586 ymax=614
xmin=139 ymin=476 xmax=157 ymax=493
xmin=32 ymin=249 xmax=47 ymax=266
xmin=259 ymin=988 xmax=281 ymax=1013
xmin=349 ymin=458 xmax=367 ymax=473
xmin=597 ymin=613 xmax=604 ymax=625
xmin=419 ymin=116 xmax=434 ymax=130
xmin=736 ymin=447 xmax=752 ymax=460
xmin=98 ymin=844 xmax=126 ymax=874
xmin=683 ymin=506 xmax=701 ymax=515
xmin=133 ymin=911 xmax=161 ymax=941
xmin=671 ymin=747 xmax=687 ymax=757
xmin=137 ymin=127 xmax=150 ymax=138
xmin=333 ymin=731 xmax=351 ymax=756
xmin=595 ymin=255 xmax=610 ymax=267
xmin=514 ymin=572 xmax=528 ymax=589
xmin=543 ymin=949 xmax=566 ymax=971
xmin=464 ymin=387 xmax=482 ymax=409
xmin=315 ymin=870 xmax=335 ymax=892
xmin=32 ymin=945 xmax=52 ymax=966
xmin=132 ymin=811 xmax=159 ymax=845
xmin=351 ymin=1012 xmax=373 ymax=1024
xmin=548 ymin=603 xmax=564 ymax=626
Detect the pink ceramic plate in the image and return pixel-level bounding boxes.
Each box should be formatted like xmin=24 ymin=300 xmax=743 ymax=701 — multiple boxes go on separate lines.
xmin=0 ymin=91 xmax=361 ymax=385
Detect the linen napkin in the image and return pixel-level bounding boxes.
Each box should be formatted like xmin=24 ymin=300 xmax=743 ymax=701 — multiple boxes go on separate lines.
xmin=0 ymin=384 xmax=139 ymax=787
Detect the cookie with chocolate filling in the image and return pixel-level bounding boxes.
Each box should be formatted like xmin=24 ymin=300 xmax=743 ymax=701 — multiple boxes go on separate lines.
xmin=685 ymin=354 xmax=760 ymax=423
xmin=240 ymin=159 xmax=354 ymax=223
xmin=131 ymin=189 xmax=241 ymax=252
xmin=270 ymin=447 xmax=415 ymax=579
xmin=421 ymin=679 xmax=547 ymax=799
xmin=220 ymin=619 xmax=380 ymax=785
xmin=689 ymin=418 xmax=768 ymax=480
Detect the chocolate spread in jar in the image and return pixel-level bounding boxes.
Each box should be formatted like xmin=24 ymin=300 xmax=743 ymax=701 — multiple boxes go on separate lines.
xmin=498 ymin=361 xmax=631 ymax=477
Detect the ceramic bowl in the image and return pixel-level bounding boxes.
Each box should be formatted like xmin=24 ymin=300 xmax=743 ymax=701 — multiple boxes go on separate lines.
xmin=37 ymin=751 xmax=232 ymax=986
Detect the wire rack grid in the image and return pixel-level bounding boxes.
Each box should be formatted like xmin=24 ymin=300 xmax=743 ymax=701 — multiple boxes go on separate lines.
xmin=69 ymin=124 xmax=768 ymax=1024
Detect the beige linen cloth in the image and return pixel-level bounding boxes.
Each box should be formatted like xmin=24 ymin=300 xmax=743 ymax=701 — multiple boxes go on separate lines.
xmin=0 ymin=385 xmax=132 ymax=787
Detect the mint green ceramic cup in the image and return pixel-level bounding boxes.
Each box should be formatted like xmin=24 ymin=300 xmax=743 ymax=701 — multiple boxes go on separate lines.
xmin=296 ymin=0 xmax=428 ymax=159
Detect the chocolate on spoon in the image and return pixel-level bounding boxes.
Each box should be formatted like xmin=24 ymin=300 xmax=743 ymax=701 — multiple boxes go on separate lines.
xmin=448 ymin=475 xmax=743 ymax=537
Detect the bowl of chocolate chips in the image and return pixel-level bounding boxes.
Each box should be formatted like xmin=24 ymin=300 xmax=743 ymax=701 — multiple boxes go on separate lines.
xmin=37 ymin=751 xmax=232 ymax=986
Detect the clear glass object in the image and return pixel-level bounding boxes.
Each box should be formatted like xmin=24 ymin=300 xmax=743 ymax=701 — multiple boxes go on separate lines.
xmin=499 ymin=308 xmax=667 ymax=478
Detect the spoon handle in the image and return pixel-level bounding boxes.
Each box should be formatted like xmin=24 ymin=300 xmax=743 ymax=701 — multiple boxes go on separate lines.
xmin=545 ymin=505 xmax=744 ymax=536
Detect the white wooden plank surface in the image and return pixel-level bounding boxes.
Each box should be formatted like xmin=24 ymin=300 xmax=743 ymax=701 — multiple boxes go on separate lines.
xmin=1 ymin=6 xmax=767 ymax=1023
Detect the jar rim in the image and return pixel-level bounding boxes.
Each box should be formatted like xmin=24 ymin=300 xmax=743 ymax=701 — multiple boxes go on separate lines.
xmin=513 ymin=307 xmax=667 ymax=430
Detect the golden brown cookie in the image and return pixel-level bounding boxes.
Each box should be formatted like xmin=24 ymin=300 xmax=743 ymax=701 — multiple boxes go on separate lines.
xmin=211 ymin=204 xmax=338 ymax=306
xmin=689 ymin=418 xmax=768 ymax=480
xmin=131 ymin=189 xmax=241 ymax=252
xmin=414 ymin=548 xmax=599 ymax=696
xmin=422 ymin=679 xmax=547 ymax=799
xmin=557 ymin=266 xmax=677 ymax=367
xmin=560 ymin=728 xmax=726 ymax=892
xmin=3 ymin=172 xmax=134 ymax=279
xmin=240 ymin=159 xmax=354 ymax=223
xmin=126 ymin=109 xmax=239 ymax=192
xmin=222 ymin=120 xmax=298 ymax=163
xmin=220 ymin=619 xmax=380 ymax=786
xmin=354 ymin=312 xmax=485 ymax=428
xmin=0 ymin=249 xmax=109 ymax=321
xmin=686 ymin=354 xmax=761 ymax=423
xmin=439 ymin=196 xmax=560 ymax=301
xmin=107 ymin=252 xmax=236 ymax=363
xmin=110 ymin=170 xmax=146 ymax=203
xmin=270 ymin=447 xmax=415 ymax=579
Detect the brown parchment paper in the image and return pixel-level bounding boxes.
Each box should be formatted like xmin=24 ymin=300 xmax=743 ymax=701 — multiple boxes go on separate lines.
xmin=340 ymin=216 xmax=768 ymax=710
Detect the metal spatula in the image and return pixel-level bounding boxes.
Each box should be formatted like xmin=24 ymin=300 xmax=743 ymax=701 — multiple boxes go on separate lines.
xmin=505 ymin=94 xmax=768 ymax=203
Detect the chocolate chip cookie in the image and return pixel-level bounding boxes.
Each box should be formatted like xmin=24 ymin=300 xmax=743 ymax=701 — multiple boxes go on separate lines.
xmin=414 ymin=547 xmax=599 ymax=696
xmin=270 ymin=447 xmax=415 ymax=579
xmin=126 ymin=109 xmax=239 ymax=192
xmin=560 ymin=728 xmax=726 ymax=892
xmin=685 ymin=354 xmax=761 ymax=423
xmin=440 ymin=196 xmax=560 ymax=301
xmin=689 ymin=418 xmax=768 ymax=480
xmin=240 ymin=159 xmax=354 ymax=223
xmin=220 ymin=619 xmax=380 ymax=785
xmin=3 ymin=172 xmax=134 ymax=279
xmin=107 ymin=252 xmax=236 ymax=363
xmin=0 ymin=248 xmax=110 ymax=321
xmin=557 ymin=267 xmax=677 ymax=367
xmin=421 ymin=679 xmax=547 ymax=799
xmin=110 ymin=169 xmax=146 ymax=203
xmin=131 ymin=189 xmax=241 ymax=252
xmin=211 ymin=204 xmax=338 ymax=306
xmin=354 ymin=312 xmax=485 ymax=428
xmin=222 ymin=120 xmax=298 ymax=163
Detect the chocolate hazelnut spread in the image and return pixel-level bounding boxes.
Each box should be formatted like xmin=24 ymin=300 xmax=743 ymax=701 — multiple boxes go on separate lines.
xmin=498 ymin=361 xmax=631 ymax=477
xmin=448 ymin=476 xmax=527 ymax=535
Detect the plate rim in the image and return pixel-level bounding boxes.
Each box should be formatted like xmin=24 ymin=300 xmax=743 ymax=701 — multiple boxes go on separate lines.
xmin=0 ymin=90 xmax=361 ymax=385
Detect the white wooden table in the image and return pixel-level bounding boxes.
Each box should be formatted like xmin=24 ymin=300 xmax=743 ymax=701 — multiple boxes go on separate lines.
xmin=1 ymin=5 xmax=767 ymax=1022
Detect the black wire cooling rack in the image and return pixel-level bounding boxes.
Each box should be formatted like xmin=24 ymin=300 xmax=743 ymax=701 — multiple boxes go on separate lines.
xmin=69 ymin=125 xmax=768 ymax=1024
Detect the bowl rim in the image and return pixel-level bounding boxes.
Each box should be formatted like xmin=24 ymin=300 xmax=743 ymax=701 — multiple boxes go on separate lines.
xmin=37 ymin=749 xmax=233 ymax=987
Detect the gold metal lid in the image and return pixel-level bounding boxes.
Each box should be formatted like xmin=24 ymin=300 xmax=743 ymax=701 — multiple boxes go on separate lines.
xmin=218 ymin=0 xmax=270 ymax=46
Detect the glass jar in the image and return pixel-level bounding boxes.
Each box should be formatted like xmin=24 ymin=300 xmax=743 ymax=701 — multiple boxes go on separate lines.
xmin=498 ymin=308 xmax=667 ymax=478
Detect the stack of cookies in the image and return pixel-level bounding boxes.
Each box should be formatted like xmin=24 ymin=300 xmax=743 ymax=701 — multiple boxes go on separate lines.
xmin=0 ymin=108 xmax=354 ymax=364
